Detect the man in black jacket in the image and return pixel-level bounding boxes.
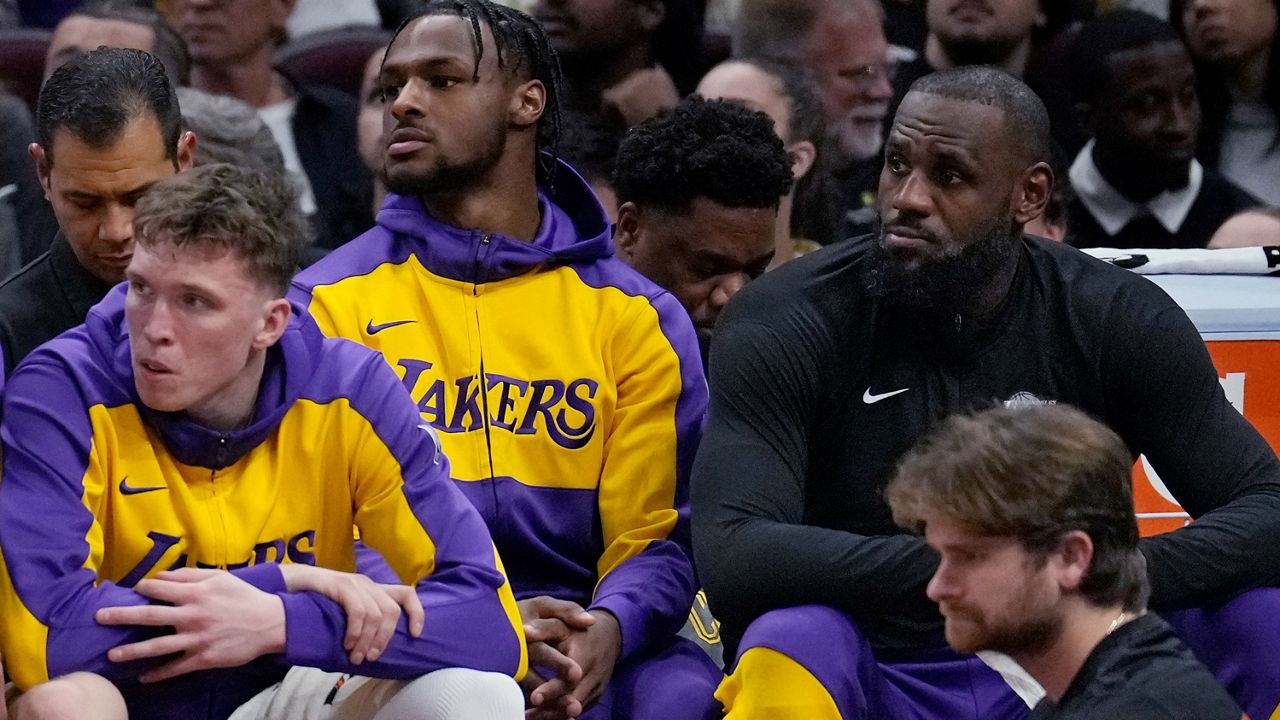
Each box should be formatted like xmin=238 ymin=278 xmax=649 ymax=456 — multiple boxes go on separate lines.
xmin=0 ymin=48 xmax=194 ymax=379
xmin=887 ymin=404 xmax=1241 ymax=720
xmin=693 ymin=66 xmax=1280 ymax=720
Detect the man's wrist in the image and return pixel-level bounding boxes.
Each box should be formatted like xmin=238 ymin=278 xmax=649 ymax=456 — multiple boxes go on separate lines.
xmin=262 ymin=593 xmax=288 ymax=656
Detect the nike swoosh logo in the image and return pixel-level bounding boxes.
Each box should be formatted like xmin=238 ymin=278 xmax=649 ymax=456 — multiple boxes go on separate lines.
xmin=863 ymin=387 xmax=910 ymax=404
xmin=119 ymin=476 xmax=167 ymax=495
xmin=366 ymin=319 xmax=416 ymax=335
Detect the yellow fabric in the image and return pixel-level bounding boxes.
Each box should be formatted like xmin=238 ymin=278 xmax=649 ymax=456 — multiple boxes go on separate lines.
xmin=717 ymin=647 xmax=843 ymax=720
xmin=0 ymin=399 xmax=450 ymax=689
xmin=306 ymin=258 xmax=684 ymax=584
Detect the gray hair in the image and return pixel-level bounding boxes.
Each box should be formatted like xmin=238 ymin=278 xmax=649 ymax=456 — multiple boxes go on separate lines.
xmin=176 ymin=87 xmax=287 ymax=179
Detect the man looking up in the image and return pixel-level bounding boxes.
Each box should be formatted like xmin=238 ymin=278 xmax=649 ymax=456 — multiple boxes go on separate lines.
xmin=887 ymin=404 xmax=1241 ymax=718
xmin=1065 ymin=11 xmax=1258 ymax=249
xmin=0 ymin=163 xmax=525 ymax=720
xmin=612 ymin=96 xmax=793 ymax=361
xmin=291 ymin=2 xmax=720 ymax=718
xmin=693 ymin=66 xmax=1280 ymax=719
xmin=0 ymin=47 xmax=194 ymax=378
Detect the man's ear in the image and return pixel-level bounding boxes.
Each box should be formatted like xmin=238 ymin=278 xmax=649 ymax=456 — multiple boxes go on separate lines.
xmin=29 ymin=143 xmax=51 ymax=198
xmin=1014 ymin=161 xmax=1054 ymax=226
xmin=635 ymin=0 xmax=665 ymax=33
xmin=1054 ymin=530 xmax=1094 ymax=593
xmin=176 ymin=130 xmax=196 ymax=171
xmin=253 ymin=297 xmax=292 ymax=350
xmin=510 ymin=79 xmax=546 ymax=131
xmin=614 ymin=202 xmax=643 ymax=259
xmin=787 ymin=139 xmax=817 ymax=181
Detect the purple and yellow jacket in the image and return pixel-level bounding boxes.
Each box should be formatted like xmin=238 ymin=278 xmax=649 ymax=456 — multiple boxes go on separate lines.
xmin=0 ymin=288 xmax=525 ymax=720
xmin=290 ymin=162 xmax=707 ymax=660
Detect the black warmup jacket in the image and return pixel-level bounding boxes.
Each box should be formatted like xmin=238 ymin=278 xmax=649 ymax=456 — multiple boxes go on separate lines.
xmin=692 ymin=235 xmax=1280 ymax=657
xmin=1028 ymin=614 xmax=1240 ymax=719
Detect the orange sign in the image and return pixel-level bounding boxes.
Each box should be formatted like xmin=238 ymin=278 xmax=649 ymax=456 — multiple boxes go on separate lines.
xmin=1135 ymin=340 xmax=1280 ymax=536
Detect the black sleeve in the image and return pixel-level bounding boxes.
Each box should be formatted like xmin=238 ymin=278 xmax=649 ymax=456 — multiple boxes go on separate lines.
xmin=1105 ymin=287 xmax=1280 ymax=609
xmin=691 ymin=316 xmax=939 ymax=641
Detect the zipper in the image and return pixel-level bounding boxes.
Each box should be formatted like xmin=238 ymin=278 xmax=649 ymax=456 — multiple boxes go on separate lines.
xmin=470 ymin=233 xmax=500 ymax=513
xmin=211 ymin=435 xmax=230 ymax=568
xmin=954 ymin=313 xmax=963 ymax=334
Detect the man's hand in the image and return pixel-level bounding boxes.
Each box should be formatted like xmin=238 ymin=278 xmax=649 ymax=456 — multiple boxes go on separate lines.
xmin=518 ymin=596 xmax=595 ymax=719
xmin=558 ymin=610 xmax=621 ymax=716
xmin=96 ymin=568 xmax=285 ymax=684
xmin=278 ymin=564 xmax=423 ymax=665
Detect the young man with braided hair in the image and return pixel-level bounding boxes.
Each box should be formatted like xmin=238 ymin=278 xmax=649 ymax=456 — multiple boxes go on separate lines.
xmin=0 ymin=163 xmax=526 ymax=720
xmin=290 ymin=2 xmax=721 ymax=718
xmin=886 ymin=404 xmax=1241 ymax=719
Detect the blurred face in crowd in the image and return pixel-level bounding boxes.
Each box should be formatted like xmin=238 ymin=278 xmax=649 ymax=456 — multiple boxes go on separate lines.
xmin=532 ymin=0 xmax=663 ymax=56
xmin=616 ymin=198 xmax=776 ymax=331
xmin=358 ymin=48 xmax=385 ymax=175
xmin=378 ymin=15 xmax=540 ymax=197
xmin=1180 ymin=0 xmax=1277 ymax=66
xmin=806 ymin=3 xmax=893 ymax=167
xmin=924 ymin=514 xmax=1067 ymax=656
xmin=172 ymin=0 xmax=295 ymax=66
xmin=127 ymin=240 xmax=288 ymax=430
xmin=871 ymin=91 xmax=1048 ymax=307
xmin=30 ymin=113 xmax=194 ymax=284
xmin=45 ymin=15 xmax=156 ymax=82
xmin=1091 ymin=41 xmax=1200 ymax=194
xmin=926 ymin=0 xmax=1045 ymax=65
xmin=1208 ymin=210 xmax=1280 ymax=248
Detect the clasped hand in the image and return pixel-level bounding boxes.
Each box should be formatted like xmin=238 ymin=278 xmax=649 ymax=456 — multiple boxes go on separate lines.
xmin=519 ymin=596 xmax=622 ymax=720
xmin=97 ymin=565 xmax=422 ymax=683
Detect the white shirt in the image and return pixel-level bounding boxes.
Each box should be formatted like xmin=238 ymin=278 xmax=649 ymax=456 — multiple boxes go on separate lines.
xmin=258 ymin=98 xmax=318 ymax=216
xmin=1069 ymin=140 xmax=1204 ymax=236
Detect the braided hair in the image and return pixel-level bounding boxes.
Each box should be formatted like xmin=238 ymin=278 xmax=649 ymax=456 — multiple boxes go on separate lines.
xmin=385 ymin=0 xmax=564 ymax=181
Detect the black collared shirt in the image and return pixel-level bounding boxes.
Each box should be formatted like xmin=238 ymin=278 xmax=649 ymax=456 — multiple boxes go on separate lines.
xmin=0 ymin=232 xmax=114 ymax=377
xmin=1029 ymin=614 xmax=1240 ymax=719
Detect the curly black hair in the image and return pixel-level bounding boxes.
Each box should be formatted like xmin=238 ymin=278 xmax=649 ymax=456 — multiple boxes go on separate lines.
xmin=612 ymin=96 xmax=793 ymax=213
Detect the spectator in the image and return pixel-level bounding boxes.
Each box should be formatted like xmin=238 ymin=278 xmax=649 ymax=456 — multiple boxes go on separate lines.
xmin=0 ymin=163 xmax=525 ymax=720
xmin=175 ymin=87 xmax=286 ymax=177
xmin=1208 ymin=206 xmax=1280 ymax=247
xmin=44 ymin=0 xmax=190 ymax=89
xmin=1173 ymin=0 xmax=1279 ymax=206
xmin=0 ymin=91 xmax=58 ymax=277
xmin=697 ymin=57 xmax=841 ymax=259
xmin=733 ymin=0 xmax=893 ymax=236
xmin=531 ymin=0 xmax=703 ymax=130
xmin=1066 ymin=11 xmax=1258 ymax=249
xmin=693 ymin=66 xmax=1280 ymax=720
xmin=173 ymin=0 xmax=373 ymax=253
xmin=887 ymin=405 xmax=1241 ymax=719
xmin=0 ymin=48 xmax=195 ymax=379
xmin=290 ymin=2 xmax=722 ymax=718
xmin=356 ymin=48 xmax=387 ymax=217
xmin=612 ymin=96 xmax=792 ymax=363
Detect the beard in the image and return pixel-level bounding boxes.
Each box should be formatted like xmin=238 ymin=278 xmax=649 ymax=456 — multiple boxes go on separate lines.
xmin=944 ymin=602 xmax=1063 ymax=656
xmin=381 ymin=126 xmax=507 ymax=198
xmin=865 ymin=213 xmax=1020 ymax=310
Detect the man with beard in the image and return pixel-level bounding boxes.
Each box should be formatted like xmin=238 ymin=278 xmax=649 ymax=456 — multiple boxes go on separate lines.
xmin=692 ymin=65 xmax=1280 ymax=719
xmin=1064 ymin=11 xmax=1258 ymax=250
xmin=734 ymin=0 xmax=894 ymax=237
xmin=290 ymin=2 xmax=722 ymax=718
xmin=886 ymin=404 xmax=1241 ymax=719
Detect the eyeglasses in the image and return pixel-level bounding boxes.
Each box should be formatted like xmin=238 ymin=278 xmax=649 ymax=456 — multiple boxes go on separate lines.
xmin=839 ymin=63 xmax=897 ymax=89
